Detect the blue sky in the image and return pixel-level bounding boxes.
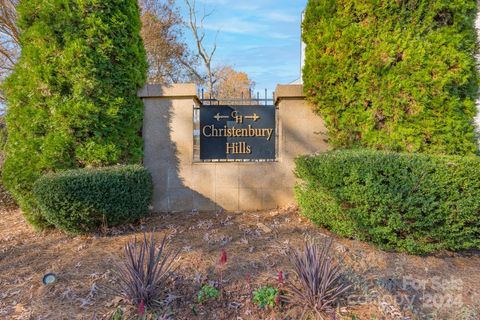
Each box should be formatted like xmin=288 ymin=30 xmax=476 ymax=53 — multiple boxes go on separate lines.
xmin=178 ymin=0 xmax=308 ymax=94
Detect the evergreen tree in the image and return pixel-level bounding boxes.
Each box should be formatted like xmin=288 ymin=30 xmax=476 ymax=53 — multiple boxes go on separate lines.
xmin=2 ymin=0 xmax=147 ymax=228
xmin=303 ymin=0 xmax=479 ymax=155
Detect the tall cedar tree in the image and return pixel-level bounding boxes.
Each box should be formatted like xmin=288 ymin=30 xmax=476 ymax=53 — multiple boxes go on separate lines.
xmin=2 ymin=0 xmax=147 ymax=228
xmin=303 ymin=0 xmax=479 ymax=155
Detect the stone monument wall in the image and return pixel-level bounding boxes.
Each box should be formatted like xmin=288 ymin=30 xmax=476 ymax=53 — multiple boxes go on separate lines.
xmin=140 ymin=83 xmax=328 ymax=212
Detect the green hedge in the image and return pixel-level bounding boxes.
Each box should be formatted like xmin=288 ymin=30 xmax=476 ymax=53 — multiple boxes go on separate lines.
xmin=33 ymin=165 xmax=153 ymax=234
xmin=2 ymin=0 xmax=147 ymax=229
xmin=295 ymin=150 xmax=480 ymax=254
xmin=302 ymin=0 xmax=479 ymax=155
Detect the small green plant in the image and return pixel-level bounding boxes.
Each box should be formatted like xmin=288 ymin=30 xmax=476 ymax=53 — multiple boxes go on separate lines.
xmin=110 ymin=308 xmax=124 ymax=320
xmin=252 ymin=285 xmax=279 ymax=309
xmin=197 ymin=285 xmax=220 ymax=304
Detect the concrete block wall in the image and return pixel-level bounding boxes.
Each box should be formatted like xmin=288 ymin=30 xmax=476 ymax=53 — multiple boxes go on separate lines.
xmin=140 ymin=83 xmax=328 ymax=212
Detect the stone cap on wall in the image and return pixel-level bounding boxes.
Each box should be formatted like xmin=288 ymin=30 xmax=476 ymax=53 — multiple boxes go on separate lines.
xmin=139 ymin=83 xmax=305 ymax=106
xmin=275 ymin=84 xmax=305 ymax=104
xmin=138 ymin=83 xmax=197 ymax=98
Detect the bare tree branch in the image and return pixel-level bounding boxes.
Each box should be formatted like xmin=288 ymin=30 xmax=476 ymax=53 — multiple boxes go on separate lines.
xmin=139 ymin=0 xmax=200 ymax=84
xmin=184 ymin=0 xmax=219 ymax=96
xmin=0 ymin=0 xmax=19 ymax=104
xmin=0 ymin=45 xmax=16 ymax=66
xmin=0 ymin=0 xmax=205 ymax=103
xmin=179 ymin=57 xmax=204 ymax=83
xmin=0 ymin=0 xmax=19 ymax=44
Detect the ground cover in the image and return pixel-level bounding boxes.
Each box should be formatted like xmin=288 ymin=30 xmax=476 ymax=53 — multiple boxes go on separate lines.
xmin=0 ymin=206 xmax=478 ymax=319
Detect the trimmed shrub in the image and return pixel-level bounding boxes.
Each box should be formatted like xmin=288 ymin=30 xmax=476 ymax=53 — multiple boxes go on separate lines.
xmin=303 ymin=0 xmax=479 ymax=155
xmin=32 ymin=165 xmax=153 ymax=234
xmin=295 ymin=150 xmax=480 ymax=254
xmin=2 ymin=0 xmax=147 ymax=229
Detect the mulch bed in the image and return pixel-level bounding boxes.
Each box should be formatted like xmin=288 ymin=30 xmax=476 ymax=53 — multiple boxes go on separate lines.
xmin=0 ymin=206 xmax=479 ymax=319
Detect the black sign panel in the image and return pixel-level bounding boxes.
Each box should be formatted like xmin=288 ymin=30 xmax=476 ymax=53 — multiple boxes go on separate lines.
xmin=200 ymin=105 xmax=276 ymax=160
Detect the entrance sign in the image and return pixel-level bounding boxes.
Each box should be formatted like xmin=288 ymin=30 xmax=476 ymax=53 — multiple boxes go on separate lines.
xmin=200 ymin=105 xmax=276 ymax=160
xmin=140 ymin=83 xmax=328 ymax=212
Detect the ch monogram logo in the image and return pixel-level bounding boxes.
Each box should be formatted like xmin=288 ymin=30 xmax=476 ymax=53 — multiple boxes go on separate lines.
xmin=214 ymin=111 xmax=260 ymax=124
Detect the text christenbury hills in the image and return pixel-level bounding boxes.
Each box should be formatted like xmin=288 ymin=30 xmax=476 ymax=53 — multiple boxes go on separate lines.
xmin=202 ymin=125 xmax=274 ymax=141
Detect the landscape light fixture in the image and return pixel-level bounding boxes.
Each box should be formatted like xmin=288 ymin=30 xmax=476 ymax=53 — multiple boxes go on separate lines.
xmin=42 ymin=273 xmax=57 ymax=285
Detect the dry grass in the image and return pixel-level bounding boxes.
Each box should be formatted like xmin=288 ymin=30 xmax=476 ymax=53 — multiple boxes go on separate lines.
xmin=0 ymin=206 xmax=479 ymax=319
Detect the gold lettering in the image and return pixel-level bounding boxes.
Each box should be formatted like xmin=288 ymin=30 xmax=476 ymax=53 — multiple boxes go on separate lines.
xmin=226 ymin=142 xmax=236 ymax=154
xmin=211 ymin=126 xmax=219 ymax=137
xmin=204 ymin=124 xmax=274 ymax=140
xmin=202 ymin=125 xmax=212 ymax=137
xmin=231 ymin=111 xmax=243 ymax=124
xmin=248 ymin=125 xmax=255 ymax=136
xmin=245 ymin=143 xmax=252 ymax=154
xmin=225 ymin=142 xmax=252 ymax=154
xmin=266 ymin=128 xmax=273 ymax=140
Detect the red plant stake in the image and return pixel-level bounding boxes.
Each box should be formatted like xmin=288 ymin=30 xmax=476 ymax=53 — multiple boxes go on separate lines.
xmin=276 ymin=271 xmax=284 ymax=306
xmin=138 ymin=299 xmax=145 ymax=317
xmin=217 ymin=249 xmax=228 ymax=296
xmin=275 ymin=292 xmax=281 ymax=306
xmin=278 ymin=271 xmax=284 ymax=285
xmin=220 ymin=249 xmax=227 ymax=265
xmin=245 ymin=273 xmax=252 ymax=299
